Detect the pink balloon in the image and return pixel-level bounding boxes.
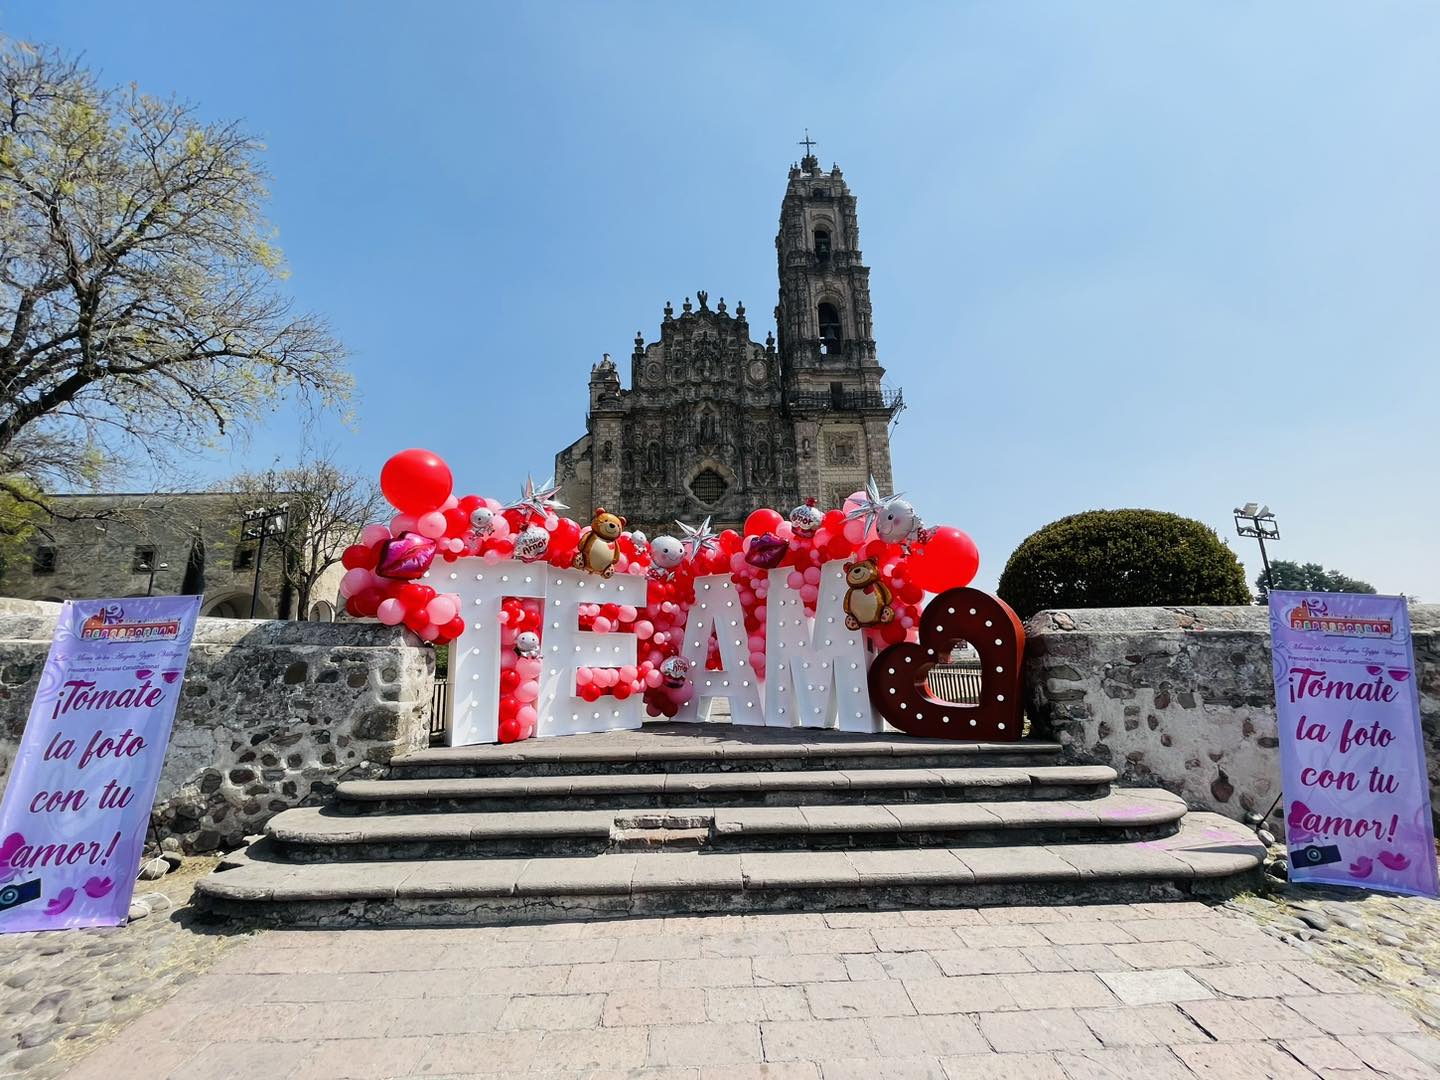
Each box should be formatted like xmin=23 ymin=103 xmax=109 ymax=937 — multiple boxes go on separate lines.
xmin=419 ymin=625 xmax=440 ymax=641
xmin=416 ymin=511 xmax=447 ymax=539
xmin=618 ymin=605 xmax=638 ymax=623
xmin=672 ymin=682 xmax=695 ymax=705
xmin=515 ymin=680 xmax=539 ymax=703
xmin=592 ymin=616 xmax=612 ymax=634
xmin=427 ymin=595 xmax=458 ymax=624
xmin=786 ymin=571 xmax=805 ymax=590
xmin=516 ymin=657 xmax=542 ymax=680
xmin=490 ymin=516 xmax=511 ymax=539
xmin=376 ymin=598 xmax=405 ymax=625
xmin=339 ymin=567 xmax=372 ymax=597
xmin=517 ymin=703 xmax=537 ymax=727
xmin=776 ymin=522 xmax=794 ymax=541
xmin=361 ymin=524 xmax=390 ymax=547
xmin=392 ymin=513 xmax=417 ymax=535
xmin=634 ymin=620 xmax=654 ymax=640
xmin=803 ymin=566 xmax=821 ymax=585
xmin=800 ymin=584 xmax=819 ymax=603
xmin=576 ymin=666 xmax=593 ymax=686
xmin=619 ymin=665 xmax=638 ymax=683
xmin=644 ymin=669 xmax=663 ymax=688
xmin=843 ymin=518 xmax=867 ymax=544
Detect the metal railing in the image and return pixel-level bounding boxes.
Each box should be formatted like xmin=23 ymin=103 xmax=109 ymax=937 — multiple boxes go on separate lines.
xmin=924 ymin=660 xmax=983 ymax=706
xmin=429 ymin=678 xmax=449 ymax=745
xmin=785 ymin=386 xmax=904 ymax=416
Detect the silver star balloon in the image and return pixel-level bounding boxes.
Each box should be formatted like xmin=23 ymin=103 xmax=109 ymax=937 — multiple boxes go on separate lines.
xmin=675 ymin=515 xmax=719 ymax=560
xmin=843 ymin=475 xmax=908 ymax=536
xmin=505 ymin=474 xmax=569 ymax=523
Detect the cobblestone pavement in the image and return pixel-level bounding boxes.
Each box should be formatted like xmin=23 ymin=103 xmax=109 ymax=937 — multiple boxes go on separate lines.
xmin=0 ymin=859 xmax=255 ymax=1080
xmin=47 ymin=897 xmax=1440 ymax=1080
xmin=1228 ymin=881 xmax=1440 ymax=1034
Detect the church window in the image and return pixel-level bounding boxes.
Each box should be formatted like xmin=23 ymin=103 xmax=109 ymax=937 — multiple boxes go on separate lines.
xmin=32 ymin=546 xmax=57 ymax=575
xmin=814 ymin=229 xmax=830 ymax=258
xmin=689 ymin=469 xmax=727 ymax=506
xmin=818 ymin=303 xmax=842 ymax=347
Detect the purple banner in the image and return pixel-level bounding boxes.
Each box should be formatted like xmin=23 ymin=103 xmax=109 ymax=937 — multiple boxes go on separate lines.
xmin=1269 ymin=590 xmax=1438 ymax=897
xmin=0 ymin=596 xmax=201 ymax=932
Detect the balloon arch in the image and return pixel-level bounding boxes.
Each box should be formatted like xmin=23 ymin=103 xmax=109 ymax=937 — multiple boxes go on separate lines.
xmin=338 ymin=450 xmax=1024 ymax=745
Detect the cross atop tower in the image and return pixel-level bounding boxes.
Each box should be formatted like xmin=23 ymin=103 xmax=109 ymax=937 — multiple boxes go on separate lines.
xmin=798 ymin=129 xmax=818 ymax=170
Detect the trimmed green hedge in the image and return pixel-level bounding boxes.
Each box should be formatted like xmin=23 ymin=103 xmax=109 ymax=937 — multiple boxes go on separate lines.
xmin=997 ymin=509 xmax=1252 ymax=619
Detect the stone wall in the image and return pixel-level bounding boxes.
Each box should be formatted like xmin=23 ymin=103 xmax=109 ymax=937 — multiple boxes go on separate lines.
xmin=0 ymin=601 xmax=434 ymax=853
xmin=1022 ymin=605 xmax=1440 ymax=833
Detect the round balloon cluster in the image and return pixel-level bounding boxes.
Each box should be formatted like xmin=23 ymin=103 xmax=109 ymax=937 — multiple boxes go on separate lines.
xmin=347 ymin=450 xmax=982 ymax=742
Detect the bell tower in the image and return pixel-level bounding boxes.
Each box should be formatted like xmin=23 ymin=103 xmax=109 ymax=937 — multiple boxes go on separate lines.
xmin=776 ymin=134 xmax=901 ymax=508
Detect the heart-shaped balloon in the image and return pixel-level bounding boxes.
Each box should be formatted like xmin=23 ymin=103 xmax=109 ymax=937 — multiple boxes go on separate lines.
xmin=867 ymin=587 xmax=1025 ymax=740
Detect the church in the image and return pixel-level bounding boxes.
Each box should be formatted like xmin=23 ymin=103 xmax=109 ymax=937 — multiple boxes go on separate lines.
xmin=553 ymin=141 xmax=903 ymax=536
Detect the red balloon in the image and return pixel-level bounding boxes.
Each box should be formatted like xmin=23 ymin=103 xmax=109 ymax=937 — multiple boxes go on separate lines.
xmin=498 ymin=717 xmax=522 ymax=743
xmin=457 ymin=494 xmax=483 ymax=514
xmin=441 ymin=615 xmax=466 ymax=640
xmin=402 ymin=608 xmax=430 ymax=633
xmin=345 ymin=596 xmax=365 ymax=618
xmin=907 ymin=526 xmax=980 ymax=593
xmin=398 ymin=582 xmax=436 ymax=611
xmin=341 ymin=544 xmax=377 ymax=571
xmin=744 ymin=508 xmax=783 ymax=536
xmin=353 ymin=587 xmax=383 ymax=618
xmin=380 ymin=449 xmax=453 ymax=515
xmin=498 ymin=696 xmax=520 ymax=722
xmin=500 ymin=669 xmax=520 ymax=692
xmin=443 ymin=508 xmax=470 ymax=537
xmin=718 ymin=529 xmax=742 ymax=555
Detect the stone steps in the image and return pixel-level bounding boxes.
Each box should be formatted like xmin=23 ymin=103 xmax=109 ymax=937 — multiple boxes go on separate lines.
xmin=196 ymin=728 xmax=1265 ymax=925
xmin=389 ymin=724 xmax=1062 ymax=778
xmin=264 ymin=790 xmax=1187 ymax=861
xmin=197 ymin=812 xmax=1264 ymax=926
xmin=332 ymin=764 xmax=1117 ymax=813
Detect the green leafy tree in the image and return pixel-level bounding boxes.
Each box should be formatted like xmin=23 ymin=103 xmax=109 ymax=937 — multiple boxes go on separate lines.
xmin=0 ymin=38 xmax=348 ymax=510
xmin=1255 ymin=560 xmax=1377 ymax=602
xmin=997 ymin=509 xmax=1253 ymax=619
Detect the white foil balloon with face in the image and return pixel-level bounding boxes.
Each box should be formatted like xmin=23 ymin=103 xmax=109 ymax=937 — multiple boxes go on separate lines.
xmin=876 ymin=499 xmax=920 ymax=544
xmin=469 ymin=506 xmax=495 ymax=538
xmin=650 ymin=536 xmax=685 ymax=569
xmin=514 ymin=631 xmax=541 ymax=659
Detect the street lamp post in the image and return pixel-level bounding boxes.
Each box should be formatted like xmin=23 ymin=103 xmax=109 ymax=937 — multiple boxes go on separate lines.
xmin=241 ymin=503 xmax=290 ymax=619
xmin=1233 ymin=503 xmax=1280 ymax=595
xmin=145 ymin=558 xmax=170 ymax=596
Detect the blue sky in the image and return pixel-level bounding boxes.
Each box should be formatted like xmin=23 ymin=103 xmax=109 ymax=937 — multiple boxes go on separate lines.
xmin=11 ymin=3 xmax=1440 ymax=598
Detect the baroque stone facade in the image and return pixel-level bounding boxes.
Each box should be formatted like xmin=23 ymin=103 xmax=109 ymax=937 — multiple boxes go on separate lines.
xmin=555 ymin=147 xmax=903 ymax=536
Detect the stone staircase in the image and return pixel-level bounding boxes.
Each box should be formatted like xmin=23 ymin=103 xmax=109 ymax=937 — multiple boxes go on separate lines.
xmin=195 ymin=724 xmax=1264 ymax=926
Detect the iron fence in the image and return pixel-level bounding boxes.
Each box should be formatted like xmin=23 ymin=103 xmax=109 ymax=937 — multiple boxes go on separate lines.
xmin=429 ymin=678 xmax=449 ymax=745
xmin=924 ymin=660 xmax=983 ymax=706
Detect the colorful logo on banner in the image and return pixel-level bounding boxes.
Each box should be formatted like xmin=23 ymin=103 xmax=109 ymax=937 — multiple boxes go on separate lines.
xmin=1269 ymin=591 xmax=1438 ymax=897
xmin=0 ymin=596 xmax=201 ymax=932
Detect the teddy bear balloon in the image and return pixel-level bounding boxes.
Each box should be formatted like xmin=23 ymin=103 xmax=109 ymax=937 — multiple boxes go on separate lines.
xmin=573 ymin=508 xmax=626 ymax=577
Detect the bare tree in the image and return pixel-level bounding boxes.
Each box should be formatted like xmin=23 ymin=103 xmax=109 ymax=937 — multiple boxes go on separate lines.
xmin=0 ymin=38 xmax=349 ymax=514
xmin=226 ymin=454 xmax=386 ymax=619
